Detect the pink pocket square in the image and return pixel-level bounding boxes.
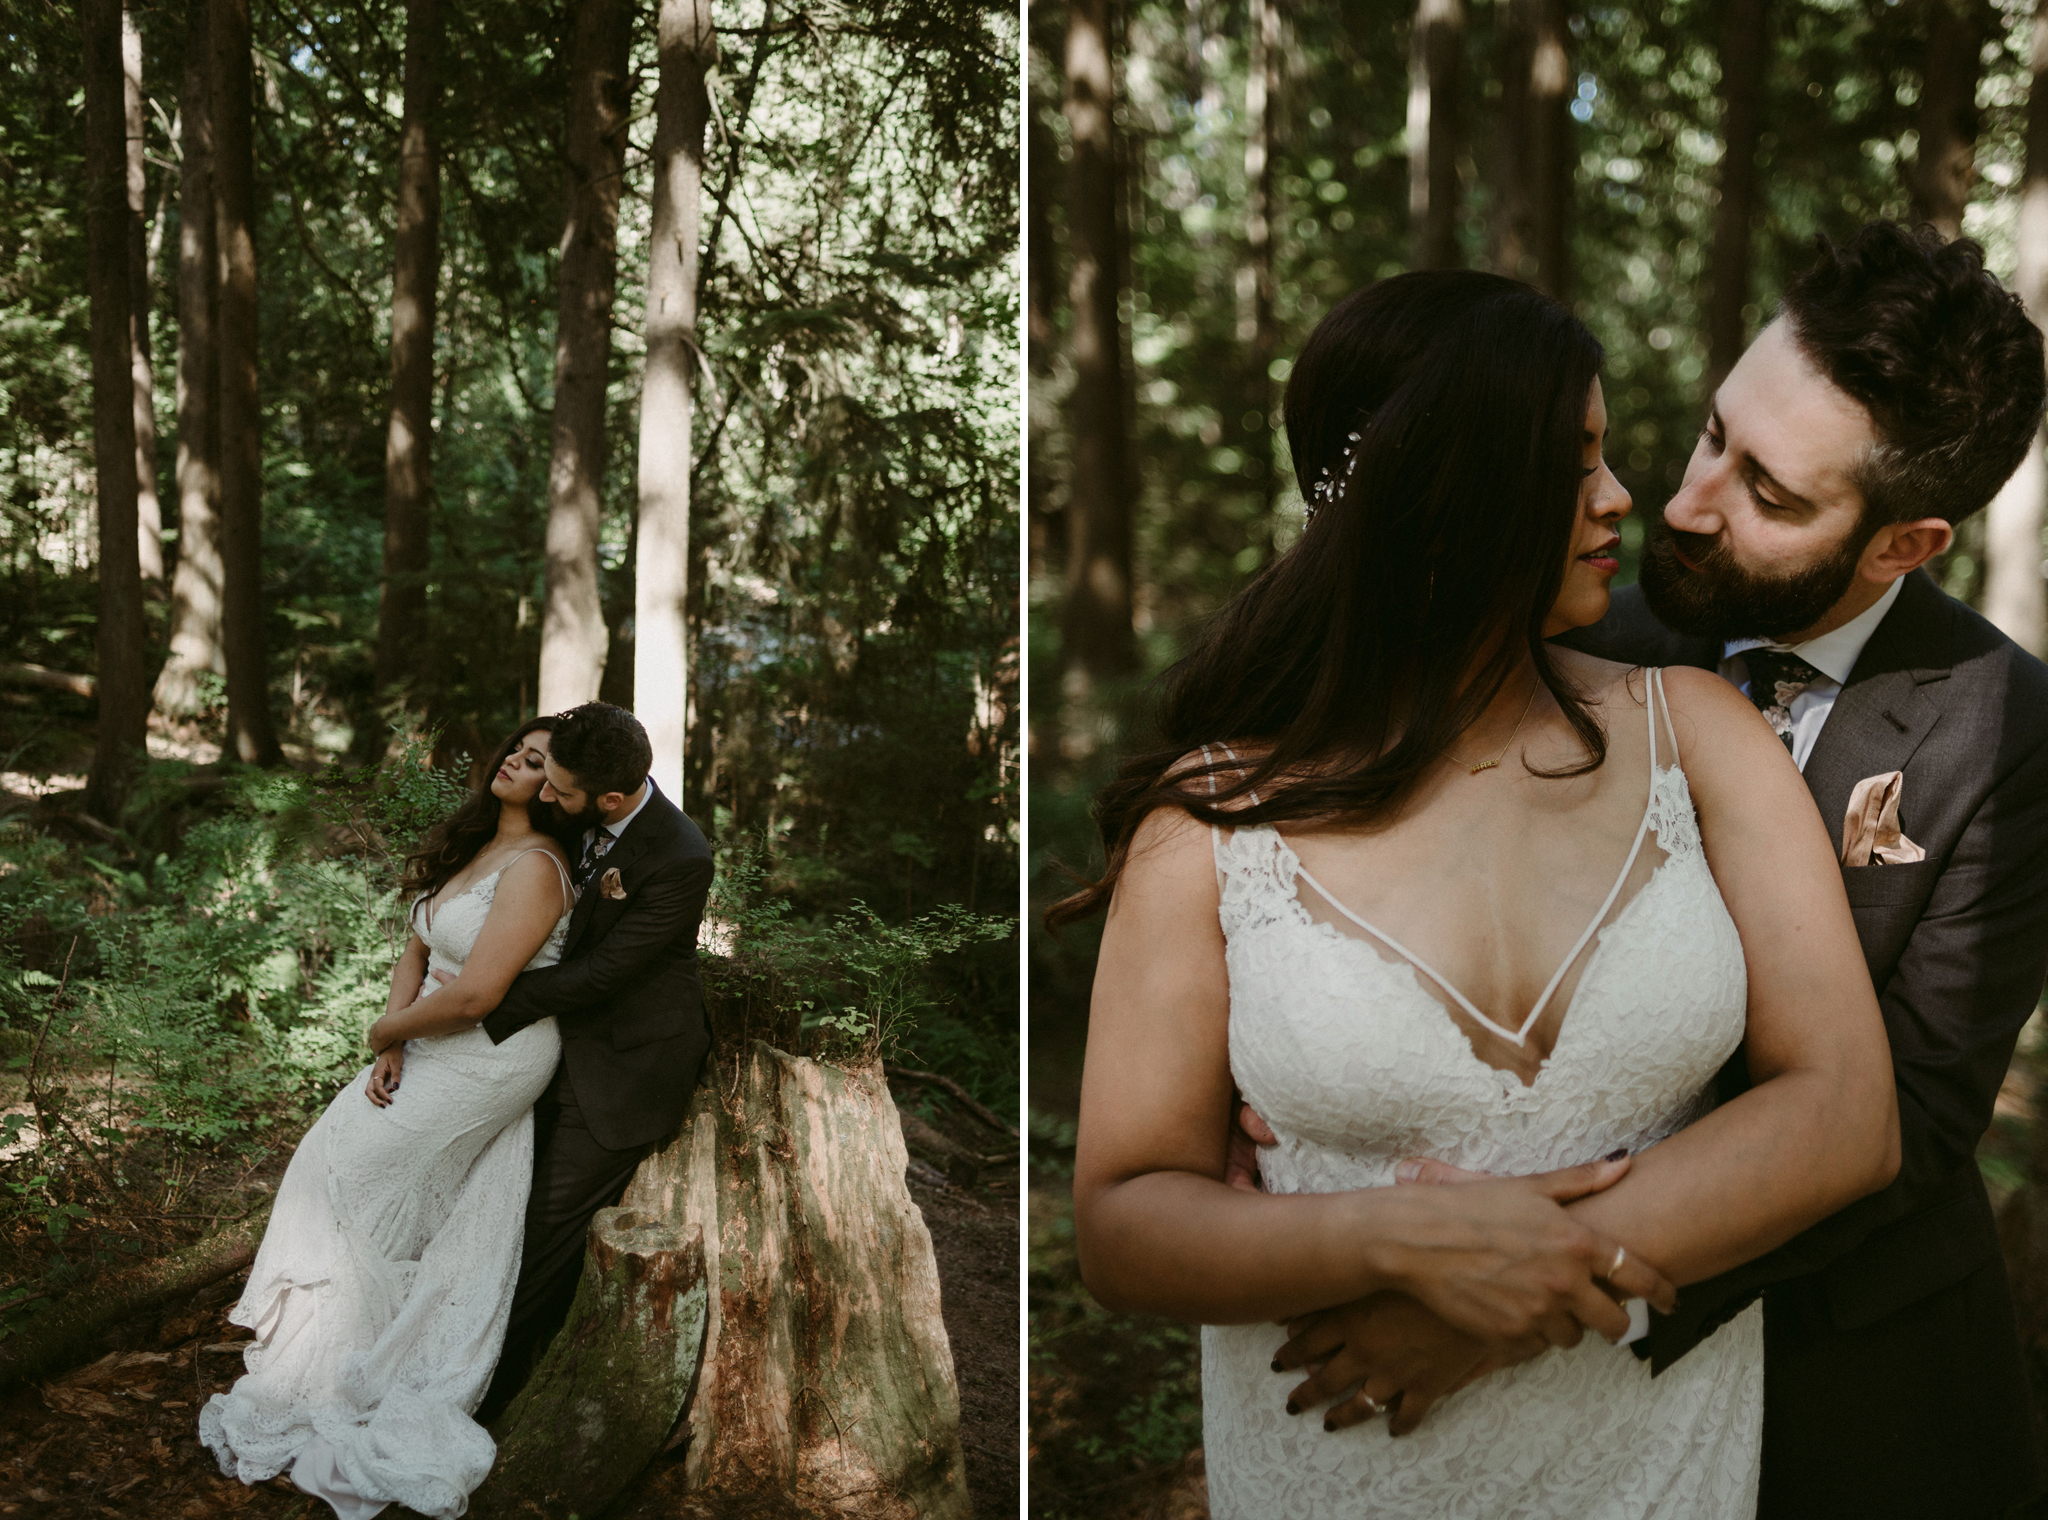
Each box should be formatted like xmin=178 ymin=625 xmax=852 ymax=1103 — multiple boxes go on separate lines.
xmin=599 ymin=866 xmax=628 ymax=901
xmin=1841 ymin=771 xmax=1926 ymax=868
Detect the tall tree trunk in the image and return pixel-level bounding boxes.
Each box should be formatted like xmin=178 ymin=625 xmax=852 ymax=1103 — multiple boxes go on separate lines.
xmin=1910 ymin=0 xmax=1985 ymax=240
xmin=1408 ymin=0 xmax=1464 ymax=270
xmin=86 ymin=0 xmax=148 ymax=816
xmin=123 ymin=2 xmax=163 ymax=585
xmin=1026 ymin=102 xmax=1057 ymax=587
xmin=156 ymin=0 xmax=226 ymax=719
xmin=210 ymin=0 xmax=280 ymax=764
xmin=635 ymin=0 xmax=716 ymax=802
xmin=1061 ymin=0 xmax=1137 ymax=686
xmin=1985 ymin=0 xmax=2048 ymax=656
xmin=1489 ymin=0 xmax=1572 ymax=298
xmin=1706 ymin=0 xmax=1766 ymax=395
xmin=1239 ymin=0 xmax=1279 ymax=534
xmin=374 ymin=0 xmax=441 ymax=702
xmin=538 ymin=0 xmax=633 ymax=714
xmin=1529 ymin=0 xmax=1572 ymax=301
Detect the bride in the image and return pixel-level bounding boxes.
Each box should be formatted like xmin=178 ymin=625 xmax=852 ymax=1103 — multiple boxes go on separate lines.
xmin=1057 ymin=272 xmax=1900 ymax=1517
xmin=201 ymin=718 xmax=576 ymax=1519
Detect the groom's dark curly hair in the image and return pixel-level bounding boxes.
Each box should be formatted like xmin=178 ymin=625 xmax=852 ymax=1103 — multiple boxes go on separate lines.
xmin=1779 ymin=221 xmax=2045 ymax=529
xmin=547 ymin=702 xmax=652 ymax=799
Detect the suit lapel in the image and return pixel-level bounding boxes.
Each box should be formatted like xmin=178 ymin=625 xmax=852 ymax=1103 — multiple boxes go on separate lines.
xmin=562 ymin=783 xmax=673 ymax=959
xmin=1800 ymin=571 xmax=1953 ymax=856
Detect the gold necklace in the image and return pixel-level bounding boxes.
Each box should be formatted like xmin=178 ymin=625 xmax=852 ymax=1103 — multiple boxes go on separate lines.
xmin=1442 ymin=681 xmax=1540 ymax=775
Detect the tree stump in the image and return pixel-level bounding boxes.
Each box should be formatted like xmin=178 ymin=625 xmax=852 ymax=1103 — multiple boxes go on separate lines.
xmin=465 ymin=1211 xmax=709 ymax=1520
xmin=619 ymin=1040 xmax=972 ymax=1518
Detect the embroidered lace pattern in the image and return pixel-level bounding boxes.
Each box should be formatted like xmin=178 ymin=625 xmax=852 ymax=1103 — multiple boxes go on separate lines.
xmin=1201 ymin=669 xmax=1764 ymax=1520
xmin=199 ymin=852 xmax=573 ymax=1518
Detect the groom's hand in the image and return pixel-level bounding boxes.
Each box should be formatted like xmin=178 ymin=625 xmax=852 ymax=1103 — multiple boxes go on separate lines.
xmin=1273 ymin=1292 xmax=1545 ymax=1436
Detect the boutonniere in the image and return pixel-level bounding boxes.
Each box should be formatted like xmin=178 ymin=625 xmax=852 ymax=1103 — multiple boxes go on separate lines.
xmin=599 ymin=866 xmax=629 ymax=901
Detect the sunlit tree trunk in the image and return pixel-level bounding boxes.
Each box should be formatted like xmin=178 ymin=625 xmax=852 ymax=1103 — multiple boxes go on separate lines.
xmin=539 ymin=0 xmax=633 ymax=714
xmin=157 ymin=0 xmax=225 ymax=719
xmin=1061 ymin=0 xmax=1137 ymax=686
xmin=1239 ymin=0 xmax=1279 ymax=533
xmin=123 ymin=3 xmax=162 ymax=585
xmin=1706 ymin=0 xmax=1765 ymax=395
xmin=375 ymin=0 xmax=441 ymax=702
xmin=85 ymin=0 xmax=148 ymax=815
xmin=211 ymin=0 xmax=280 ymax=764
xmin=1490 ymin=0 xmax=1572 ymax=299
xmin=1985 ymin=0 xmax=2048 ymax=656
xmin=635 ymin=0 xmax=716 ymax=802
xmin=1408 ymin=0 xmax=1464 ymax=270
xmin=1910 ymin=0 xmax=1985 ymax=240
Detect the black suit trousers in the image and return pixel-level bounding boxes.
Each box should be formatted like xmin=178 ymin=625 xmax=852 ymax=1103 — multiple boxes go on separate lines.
xmin=1758 ymin=1257 xmax=2039 ymax=1520
xmin=482 ymin=1062 xmax=661 ymax=1409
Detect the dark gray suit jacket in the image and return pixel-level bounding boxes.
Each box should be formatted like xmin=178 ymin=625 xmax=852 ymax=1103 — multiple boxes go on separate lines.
xmin=481 ymin=781 xmax=714 ymax=1152
xmin=1564 ymin=570 xmax=2048 ymax=1512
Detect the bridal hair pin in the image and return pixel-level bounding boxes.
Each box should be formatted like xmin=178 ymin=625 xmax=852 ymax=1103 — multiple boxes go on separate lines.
xmin=1304 ymin=429 xmax=1364 ymax=526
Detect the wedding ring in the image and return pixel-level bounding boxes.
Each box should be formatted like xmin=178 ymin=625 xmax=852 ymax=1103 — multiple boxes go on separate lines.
xmin=1607 ymin=1245 xmax=1627 ymax=1278
xmin=1359 ymin=1393 xmax=1384 ymax=1416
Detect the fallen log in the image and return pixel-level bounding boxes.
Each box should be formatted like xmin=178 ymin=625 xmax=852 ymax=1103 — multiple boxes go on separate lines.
xmin=0 ymin=1199 xmax=273 ymax=1392
xmin=0 ymin=663 xmax=96 ymax=699
xmin=463 ymin=1211 xmax=708 ymax=1520
xmin=623 ymin=1040 xmax=973 ymax=1518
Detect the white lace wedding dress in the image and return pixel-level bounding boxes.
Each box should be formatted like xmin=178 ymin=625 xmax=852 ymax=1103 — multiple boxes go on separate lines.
xmin=1202 ymin=669 xmax=1765 ymax=1519
xmin=199 ymin=851 xmax=572 ymax=1519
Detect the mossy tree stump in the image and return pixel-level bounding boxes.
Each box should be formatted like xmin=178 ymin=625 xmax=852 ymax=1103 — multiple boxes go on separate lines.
xmin=620 ymin=1039 xmax=972 ymax=1518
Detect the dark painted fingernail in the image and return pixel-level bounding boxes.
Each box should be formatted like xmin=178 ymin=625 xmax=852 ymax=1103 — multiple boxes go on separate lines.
xmin=1604 ymin=1148 xmax=1627 ymax=1162
xmin=1271 ymin=1359 xmax=1283 ymax=1372
xmin=1323 ymin=1418 xmax=1336 ymax=1432
xmin=1286 ymin=1400 xmax=1300 ymax=1415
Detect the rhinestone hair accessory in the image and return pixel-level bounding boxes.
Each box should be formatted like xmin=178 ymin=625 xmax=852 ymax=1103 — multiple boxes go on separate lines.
xmin=1305 ymin=428 xmax=1363 ymax=526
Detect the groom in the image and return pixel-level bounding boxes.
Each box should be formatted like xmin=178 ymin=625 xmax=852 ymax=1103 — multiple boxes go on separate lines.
xmin=1255 ymin=223 xmax=2048 ymax=1517
xmin=472 ymin=701 xmax=715 ymax=1417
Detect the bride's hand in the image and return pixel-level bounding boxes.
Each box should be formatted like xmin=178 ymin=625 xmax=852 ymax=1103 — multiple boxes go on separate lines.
xmin=1374 ymin=1155 xmax=1677 ymax=1347
xmin=366 ymin=1045 xmax=405 ymax=1107
xmin=1273 ymin=1292 xmax=1544 ymax=1437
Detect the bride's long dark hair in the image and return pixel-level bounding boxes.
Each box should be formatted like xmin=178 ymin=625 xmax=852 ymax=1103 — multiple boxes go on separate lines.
xmin=399 ymin=717 xmax=575 ymax=901
xmin=1048 ymin=270 xmax=1608 ymax=927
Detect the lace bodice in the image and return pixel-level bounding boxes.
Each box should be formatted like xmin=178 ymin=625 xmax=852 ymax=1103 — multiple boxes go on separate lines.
xmin=410 ymin=850 xmax=574 ymax=979
xmin=1201 ymin=667 xmax=1764 ymax=1519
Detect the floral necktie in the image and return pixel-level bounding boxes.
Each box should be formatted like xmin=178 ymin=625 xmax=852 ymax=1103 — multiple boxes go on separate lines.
xmin=574 ymin=827 xmax=616 ymax=888
xmin=1742 ymin=648 xmax=1828 ymax=752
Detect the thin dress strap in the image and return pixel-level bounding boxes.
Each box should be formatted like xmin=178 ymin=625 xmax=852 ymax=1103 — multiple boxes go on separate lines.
xmin=1200 ymin=743 xmax=1262 ymax=889
xmin=1648 ymin=666 xmax=1681 ymax=768
xmin=504 ymin=846 xmax=576 ymax=913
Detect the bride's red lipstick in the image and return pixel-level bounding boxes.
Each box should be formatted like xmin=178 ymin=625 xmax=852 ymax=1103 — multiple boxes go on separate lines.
xmin=1579 ymin=535 xmax=1622 ymax=575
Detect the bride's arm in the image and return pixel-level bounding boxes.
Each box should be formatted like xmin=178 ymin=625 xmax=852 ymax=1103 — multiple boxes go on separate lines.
xmin=1073 ymin=807 xmax=1676 ymax=1337
xmin=367 ymin=852 xmax=571 ymax=1049
xmin=384 ymin=933 xmax=429 ymax=1017
xmin=1560 ymin=667 xmax=1901 ymax=1281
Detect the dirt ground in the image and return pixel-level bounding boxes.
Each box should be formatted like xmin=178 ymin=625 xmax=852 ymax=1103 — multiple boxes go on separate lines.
xmin=0 ymin=1160 xmax=1019 ymax=1518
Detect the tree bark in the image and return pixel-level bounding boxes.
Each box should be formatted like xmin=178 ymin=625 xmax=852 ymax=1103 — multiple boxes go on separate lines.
xmin=1240 ymin=0 xmax=1279 ymax=531
xmin=1910 ymin=0 xmax=1985 ymax=240
xmin=85 ymin=0 xmax=148 ymax=818
xmin=613 ymin=1042 xmax=971 ymax=1516
xmin=538 ymin=0 xmax=633 ymax=714
xmin=1408 ymin=0 xmax=1464 ymax=270
xmin=156 ymin=0 xmax=226 ymax=719
xmin=1061 ymin=0 xmax=1138 ymax=686
xmin=123 ymin=2 xmax=163 ymax=585
xmin=0 ymin=1200 xmax=271 ymax=1394
xmin=635 ymin=0 xmax=716 ymax=803
xmin=211 ymin=0 xmax=280 ymax=764
xmin=1490 ymin=0 xmax=1572 ymax=299
xmin=1706 ymin=0 xmax=1766 ymax=395
xmin=1986 ymin=0 xmax=2048 ymax=657
xmin=374 ymin=0 xmax=442 ymax=703
xmin=467 ymin=1213 xmax=709 ymax=1519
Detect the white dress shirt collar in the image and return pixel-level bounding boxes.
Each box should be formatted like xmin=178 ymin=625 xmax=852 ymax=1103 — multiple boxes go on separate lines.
xmin=1721 ymin=573 xmax=1904 ymax=685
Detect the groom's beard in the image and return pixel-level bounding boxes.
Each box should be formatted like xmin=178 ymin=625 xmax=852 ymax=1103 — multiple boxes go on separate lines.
xmin=1636 ymin=517 xmax=1865 ymax=641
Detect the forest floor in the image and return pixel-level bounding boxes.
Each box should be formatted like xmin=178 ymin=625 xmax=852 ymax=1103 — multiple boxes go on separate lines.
xmin=0 ymin=1087 xmax=1019 ymax=1518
